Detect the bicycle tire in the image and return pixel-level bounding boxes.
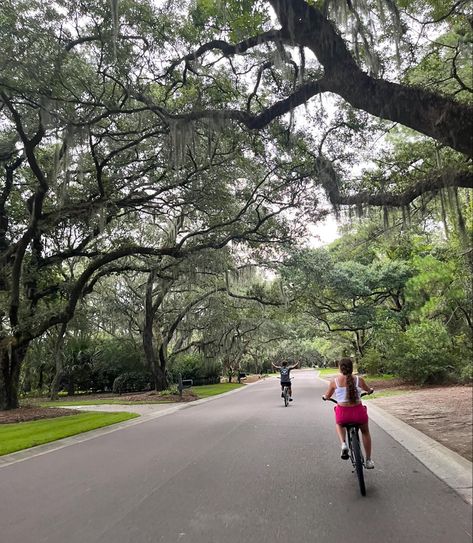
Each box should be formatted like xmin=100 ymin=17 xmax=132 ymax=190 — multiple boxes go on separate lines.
xmin=350 ymin=428 xmax=366 ymax=496
xmin=284 ymin=388 xmax=289 ymax=407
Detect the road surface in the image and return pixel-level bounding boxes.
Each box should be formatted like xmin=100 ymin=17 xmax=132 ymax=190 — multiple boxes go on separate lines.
xmin=1 ymin=371 xmax=471 ymax=542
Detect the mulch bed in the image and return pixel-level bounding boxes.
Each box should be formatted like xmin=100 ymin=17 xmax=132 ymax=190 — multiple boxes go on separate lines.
xmin=2 ymin=390 xmax=201 ymax=424
xmin=0 ymin=406 xmax=80 ymax=424
xmin=371 ymin=385 xmax=473 ymax=462
xmin=116 ymin=391 xmax=199 ymax=402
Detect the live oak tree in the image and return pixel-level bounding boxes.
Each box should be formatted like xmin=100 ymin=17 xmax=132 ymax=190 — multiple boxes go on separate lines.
xmin=0 ymin=2 xmax=322 ymax=408
xmin=150 ymin=0 xmax=472 ymax=204
xmin=282 ymin=247 xmax=413 ymax=357
xmin=1 ymin=0 xmax=472 ymax=406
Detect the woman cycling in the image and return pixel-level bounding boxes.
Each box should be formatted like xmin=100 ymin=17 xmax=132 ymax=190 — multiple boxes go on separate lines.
xmin=323 ymin=358 xmax=374 ymax=469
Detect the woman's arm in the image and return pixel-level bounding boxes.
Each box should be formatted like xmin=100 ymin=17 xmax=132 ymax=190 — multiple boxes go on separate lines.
xmin=359 ymin=377 xmax=373 ymax=393
xmin=272 ymin=362 xmax=280 ymax=370
xmin=323 ymin=380 xmax=336 ymax=400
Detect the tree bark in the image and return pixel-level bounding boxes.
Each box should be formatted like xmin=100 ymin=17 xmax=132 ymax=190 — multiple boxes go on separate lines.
xmin=0 ymin=343 xmax=27 ymax=410
xmin=50 ymin=323 xmax=67 ymax=400
xmin=143 ymin=271 xmax=168 ymax=391
xmin=268 ymin=0 xmax=473 ymax=157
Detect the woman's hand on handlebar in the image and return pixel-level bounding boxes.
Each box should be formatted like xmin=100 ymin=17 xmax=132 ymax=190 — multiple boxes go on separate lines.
xmin=360 ymin=389 xmax=374 ymax=397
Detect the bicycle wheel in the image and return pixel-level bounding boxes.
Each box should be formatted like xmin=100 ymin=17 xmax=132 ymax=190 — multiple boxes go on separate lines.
xmin=284 ymin=387 xmax=289 ymax=407
xmin=350 ymin=428 xmax=366 ymax=496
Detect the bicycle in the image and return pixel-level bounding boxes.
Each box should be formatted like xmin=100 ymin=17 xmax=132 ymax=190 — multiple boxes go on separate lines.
xmin=323 ymin=391 xmax=373 ymax=496
xmin=278 ymin=377 xmax=292 ymax=407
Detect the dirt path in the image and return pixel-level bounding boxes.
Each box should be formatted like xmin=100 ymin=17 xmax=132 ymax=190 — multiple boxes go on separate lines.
xmin=371 ymin=386 xmax=473 ymax=461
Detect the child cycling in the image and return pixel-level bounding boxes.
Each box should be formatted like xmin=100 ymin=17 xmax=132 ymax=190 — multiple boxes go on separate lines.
xmin=272 ymin=361 xmax=299 ymax=401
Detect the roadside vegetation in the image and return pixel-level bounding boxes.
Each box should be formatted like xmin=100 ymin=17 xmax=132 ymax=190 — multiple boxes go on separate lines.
xmin=1 ymin=0 xmax=471 ymax=413
xmin=0 ymin=412 xmax=139 ymax=456
xmin=190 ymin=383 xmax=244 ymax=398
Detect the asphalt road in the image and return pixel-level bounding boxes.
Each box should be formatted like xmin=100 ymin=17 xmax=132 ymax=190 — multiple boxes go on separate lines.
xmin=1 ymin=371 xmax=471 ymax=543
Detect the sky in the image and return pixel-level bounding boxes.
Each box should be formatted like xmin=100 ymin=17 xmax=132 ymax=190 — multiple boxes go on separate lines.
xmin=307 ymin=213 xmax=340 ymax=247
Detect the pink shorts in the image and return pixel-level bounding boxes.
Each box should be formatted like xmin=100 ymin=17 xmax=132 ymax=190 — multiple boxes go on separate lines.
xmin=335 ymin=404 xmax=368 ymax=426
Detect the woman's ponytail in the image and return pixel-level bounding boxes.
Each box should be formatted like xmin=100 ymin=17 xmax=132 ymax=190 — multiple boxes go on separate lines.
xmin=339 ymin=358 xmax=357 ymax=403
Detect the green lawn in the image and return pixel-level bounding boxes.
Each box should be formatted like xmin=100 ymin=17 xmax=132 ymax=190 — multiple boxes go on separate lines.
xmin=317 ymin=368 xmax=339 ymax=377
xmin=363 ymin=389 xmax=410 ymax=400
xmin=191 ymin=383 xmax=244 ymax=398
xmin=365 ymin=373 xmax=397 ymax=381
xmin=0 ymin=412 xmax=139 ymax=456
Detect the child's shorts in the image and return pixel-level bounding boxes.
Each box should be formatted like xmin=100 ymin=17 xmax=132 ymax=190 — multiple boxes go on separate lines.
xmin=335 ymin=404 xmax=368 ymax=426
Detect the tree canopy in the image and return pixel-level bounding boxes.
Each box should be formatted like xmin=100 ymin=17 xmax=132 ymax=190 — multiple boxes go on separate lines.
xmin=1 ymin=0 xmax=472 ymax=408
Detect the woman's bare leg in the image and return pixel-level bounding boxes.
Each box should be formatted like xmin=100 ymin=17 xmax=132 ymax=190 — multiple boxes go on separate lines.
xmin=336 ymin=424 xmax=347 ymax=444
xmin=360 ymin=423 xmax=372 ymax=459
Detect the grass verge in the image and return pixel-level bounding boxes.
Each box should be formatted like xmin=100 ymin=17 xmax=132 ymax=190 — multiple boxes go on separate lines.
xmin=0 ymin=412 xmax=139 ymax=456
xmin=365 ymin=373 xmax=397 ymax=381
xmin=317 ymin=368 xmax=339 ymax=377
xmin=191 ymin=383 xmax=244 ymax=398
xmin=363 ymin=389 xmax=411 ymax=400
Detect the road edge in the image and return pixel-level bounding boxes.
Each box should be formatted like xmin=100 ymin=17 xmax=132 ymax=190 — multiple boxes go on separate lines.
xmin=316 ymin=373 xmax=472 ymax=505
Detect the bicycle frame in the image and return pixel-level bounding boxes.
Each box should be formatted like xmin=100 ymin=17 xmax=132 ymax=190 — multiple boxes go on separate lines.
xmin=278 ymin=377 xmax=293 ymax=407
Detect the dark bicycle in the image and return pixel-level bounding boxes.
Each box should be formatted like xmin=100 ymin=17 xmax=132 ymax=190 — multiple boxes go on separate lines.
xmin=278 ymin=377 xmax=292 ymax=407
xmin=323 ymin=391 xmax=373 ymax=496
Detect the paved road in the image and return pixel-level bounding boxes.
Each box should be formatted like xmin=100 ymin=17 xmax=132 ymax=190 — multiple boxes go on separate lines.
xmin=1 ymin=371 xmax=471 ymax=543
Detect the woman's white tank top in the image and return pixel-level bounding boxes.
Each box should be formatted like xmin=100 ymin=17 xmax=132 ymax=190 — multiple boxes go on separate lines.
xmin=334 ymin=375 xmax=362 ymax=403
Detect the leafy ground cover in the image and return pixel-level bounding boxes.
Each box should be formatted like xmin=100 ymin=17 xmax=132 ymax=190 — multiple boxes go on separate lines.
xmin=0 ymin=412 xmax=138 ymax=456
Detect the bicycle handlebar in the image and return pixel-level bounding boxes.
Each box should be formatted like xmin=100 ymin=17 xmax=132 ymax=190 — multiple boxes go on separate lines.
xmin=322 ymin=390 xmax=373 ymax=404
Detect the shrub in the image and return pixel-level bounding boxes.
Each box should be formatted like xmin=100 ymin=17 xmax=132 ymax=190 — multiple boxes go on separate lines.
xmin=92 ymin=338 xmax=144 ymax=391
xmin=160 ymin=384 xmax=180 ymax=396
xmin=387 ymin=321 xmax=458 ymax=384
xmin=459 ymin=361 xmax=473 ymax=384
xmin=361 ymin=349 xmax=386 ymax=375
xmin=169 ymin=353 xmax=221 ymax=384
xmin=112 ymin=371 xmax=152 ymax=394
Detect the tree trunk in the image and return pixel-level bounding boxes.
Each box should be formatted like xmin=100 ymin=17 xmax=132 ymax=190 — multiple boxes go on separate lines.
xmin=143 ymin=317 xmax=160 ymax=390
xmin=157 ymin=342 xmax=169 ymax=391
xmin=143 ymin=270 xmax=168 ymax=391
xmin=50 ymin=323 xmax=67 ymax=400
xmin=0 ymin=342 xmax=27 ymax=410
xmin=38 ymin=364 xmax=44 ymax=391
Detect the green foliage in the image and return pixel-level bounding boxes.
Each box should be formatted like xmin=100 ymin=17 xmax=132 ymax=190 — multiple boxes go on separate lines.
xmin=160 ymin=384 xmax=180 ymax=396
xmin=383 ymin=321 xmax=458 ymax=384
xmin=269 ymin=342 xmax=326 ymax=367
xmin=361 ymin=348 xmax=386 ymax=376
xmin=191 ymin=0 xmax=269 ymax=41
xmin=169 ymin=353 xmax=221 ymax=385
xmin=93 ymin=338 xmax=144 ymax=392
xmin=459 ymin=362 xmax=473 ymax=384
xmin=112 ymin=371 xmax=153 ymax=394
